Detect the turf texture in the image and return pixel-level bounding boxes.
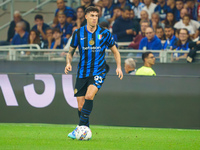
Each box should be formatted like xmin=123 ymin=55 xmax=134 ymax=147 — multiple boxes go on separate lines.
xmin=0 ymin=123 xmax=199 ymax=150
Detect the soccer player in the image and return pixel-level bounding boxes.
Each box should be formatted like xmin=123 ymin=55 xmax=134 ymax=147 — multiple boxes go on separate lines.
xmin=65 ymin=6 xmax=123 ymax=139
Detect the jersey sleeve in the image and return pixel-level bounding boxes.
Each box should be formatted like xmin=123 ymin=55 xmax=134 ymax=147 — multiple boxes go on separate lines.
xmin=70 ymin=30 xmax=78 ymax=48
xmin=106 ymin=30 xmax=115 ymax=48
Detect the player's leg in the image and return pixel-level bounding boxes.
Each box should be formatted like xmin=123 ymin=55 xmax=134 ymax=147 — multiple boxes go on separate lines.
xmin=77 ymin=96 xmax=85 ymax=118
xmin=79 ymin=85 xmax=98 ymax=127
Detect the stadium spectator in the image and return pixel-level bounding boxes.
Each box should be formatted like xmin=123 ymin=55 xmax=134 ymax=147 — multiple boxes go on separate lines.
xmin=163 ymin=25 xmax=178 ymax=50
xmin=128 ymin=20 xmax=150 ymax=49
xmin=166 ymin=0 xmax=176 ymax=14
xmin=173 ymin=28 xmax=191 ymax=61
xmin=154 ymin=0 xmax=172 ymax=21
xmin=51 ymin=28 xmax=68 ymax=49
xmin=150 ymin=12 xmax=165 ymax=31
xmin=116 ymin=0 xmax=133 ymax=10
xmin=32 ymin=14 xmax=50 ymax=41
xmin=7 ymin=11 xmax=30 ymax=42
xmin=26 ymin=30 xmax=41 ymax=55
xmin=129 ymin=10 xmax=141 ymax=34
xmin=174 ymin=0 xmax=184 ymax=21
xmin=55 ymin=11 xmax=73 ymax=39
xmin=132 ymin=0 xmax=145 ymax=19
xmin=109 ymin=7 xmax=122 ymax=32
xmin=185 ymin=0 xmax=198 ymax=21
xmin=113 ymin=6 xmax=138 ymax=42
xmin=155 ymin=26 xmax=166 ymax=45
xmin=124 ymin=58 xmax=137 ymax=75
xmin=187 ymin=36 xmax=200 ymax=63
xmin=135 ymin=51 xmax=156 ymax=76
xmin=163 ymin=12 xmax=176 ymax=27
xmin=81 ymin=0 xmax=95 ymax=10
xmin=73 ymin=6 xmax=87 ymax=28
xmin=102 ymin=0 xmax=115 ymax=20
xmin=174 ymin=8 xmax=200 ymax=38
xmin=142 ymin=0 xmax=157 ymax=19
xmin=11 ymin=21 xmax=29 ymax=45
xmin=139 ymin=27 xmax=162 ymax=57
xmin=55 ymin=0 xmax=75 ymax=23
xmin=140 ymin=10 xmax=150 ymax=23
xmin=42 ymin=28 xmax=53 ymax=49
xmin=96 ymin=5 xmax=109 ymax=24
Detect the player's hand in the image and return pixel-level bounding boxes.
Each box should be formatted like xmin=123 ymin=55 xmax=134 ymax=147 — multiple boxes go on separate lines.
xmin=65 ymin=64 xmax=72 ymax=74
xmin=116 ymin=68 xmax=123 ymax=80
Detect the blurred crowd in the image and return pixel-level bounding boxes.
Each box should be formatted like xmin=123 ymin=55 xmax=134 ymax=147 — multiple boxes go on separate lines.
xmin=2 ymin=0 xmax=200 ymax=62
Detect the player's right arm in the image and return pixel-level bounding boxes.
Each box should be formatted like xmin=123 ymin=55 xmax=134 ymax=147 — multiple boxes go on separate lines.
xmin=65 ymin=46 xmax=76 ymax=74
xmin=65 ymin=29 xmax=78 ymax=75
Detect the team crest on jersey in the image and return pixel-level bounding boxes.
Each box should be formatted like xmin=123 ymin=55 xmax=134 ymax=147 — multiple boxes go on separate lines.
xmin=98 ymin=34 xmax=102 ymax=40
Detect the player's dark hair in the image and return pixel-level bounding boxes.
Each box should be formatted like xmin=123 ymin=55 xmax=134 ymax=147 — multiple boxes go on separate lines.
xmin=142 ymin=52 xmax=153 ymax=62
xmin=85 ymin=6 xmax=99 ymax=14
xmin=34 ymin=14 xmax=43 ymax=20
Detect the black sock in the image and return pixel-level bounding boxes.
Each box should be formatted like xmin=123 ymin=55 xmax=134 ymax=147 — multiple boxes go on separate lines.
xmin=79 ymin=99 xmax=93 ymax=127
xmin=78 ymin=110 xmax=81 ymax=118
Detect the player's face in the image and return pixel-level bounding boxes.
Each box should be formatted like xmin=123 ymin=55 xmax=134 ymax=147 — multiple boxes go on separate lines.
xmin=86 ymin=11 xmax=98 ymax=27
xmin=57 ymin=0 xmax=65 ymax=9
xmin=146 ymin=53 xmax=155 ymax=65
xmin=176 ymin=1 xmax=184 ymax=10
xmin=58 ymin=15 xmax=66 ymax=24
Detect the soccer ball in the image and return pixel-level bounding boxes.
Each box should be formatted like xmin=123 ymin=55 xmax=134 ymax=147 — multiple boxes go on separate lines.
xmin=75 ymin=126 xmax=92 ymax=140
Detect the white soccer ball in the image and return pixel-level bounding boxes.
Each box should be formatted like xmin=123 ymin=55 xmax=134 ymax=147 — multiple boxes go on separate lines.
xmin=75 ymin=125 xmax=92 ymax=140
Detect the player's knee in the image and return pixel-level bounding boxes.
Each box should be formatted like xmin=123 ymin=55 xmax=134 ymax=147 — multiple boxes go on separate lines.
xmin=85 ymin=94 xmax=94 ymax=100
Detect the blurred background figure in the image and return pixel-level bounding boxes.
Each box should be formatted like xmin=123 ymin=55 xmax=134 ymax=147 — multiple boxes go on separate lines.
xmin=73 ymin=6 xmax=86 ymax=28
xmin=11 ymin=21 xmax=29 ymax=45
xmin=136 ymin=51 xmax=156 ymax=76
xmin=124 ymin=58 xmax=137 ymax=75
xmin=163 ymin=25 xmax=177 ymax=50
xmin=173 ymin=28 xmax=191 ymax=61
xmin=163 ymin=12 xmax=176 ymax=27
xmin=54 ymin=0 xmax=75 ymax=23
xmin=155 ymin=26 xmax=166 ymax=45
xmin=32 ymin=14 xmax=50 ymax=41
xmin=7 ymin=10 xmax=30 ymax=43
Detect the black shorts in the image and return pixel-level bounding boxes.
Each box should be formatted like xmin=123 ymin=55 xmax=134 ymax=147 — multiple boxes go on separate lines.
xmin=74 ymin=74 xmax=106 ymax=97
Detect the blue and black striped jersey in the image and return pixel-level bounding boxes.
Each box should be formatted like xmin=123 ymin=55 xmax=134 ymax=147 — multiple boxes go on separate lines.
xmin=70 ymin=25 xmax=115 ymax=78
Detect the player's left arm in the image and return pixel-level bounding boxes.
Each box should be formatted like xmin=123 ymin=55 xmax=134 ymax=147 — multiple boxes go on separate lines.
xmin=110 ymin=45 xmax=123 ymax=80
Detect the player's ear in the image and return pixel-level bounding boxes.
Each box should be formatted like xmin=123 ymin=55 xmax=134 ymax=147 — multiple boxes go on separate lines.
xmin=85 ymin=13 xmax=88 ymax=20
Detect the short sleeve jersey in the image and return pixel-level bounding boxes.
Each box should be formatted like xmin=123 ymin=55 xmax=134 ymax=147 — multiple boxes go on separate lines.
xmin=135 ymin=66 xmax=156 ymax=76
xmin=70 ymin=25 xmax=115 ymax=78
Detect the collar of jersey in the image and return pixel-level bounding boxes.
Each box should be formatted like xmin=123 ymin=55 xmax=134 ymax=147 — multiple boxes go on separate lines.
xmin=85 ymin=25 xmax=99 ymax=34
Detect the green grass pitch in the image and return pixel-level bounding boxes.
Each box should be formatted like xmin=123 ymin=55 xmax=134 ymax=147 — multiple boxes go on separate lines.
xmin=0 ymin=123 xmax=199 ymax=150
